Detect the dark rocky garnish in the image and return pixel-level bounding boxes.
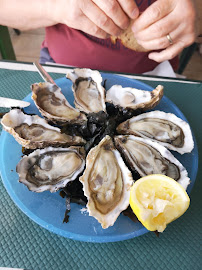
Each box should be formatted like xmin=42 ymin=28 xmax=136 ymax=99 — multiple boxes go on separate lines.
xmin=63 ymin=197 xmax=71 ymax=223
xmin=22 ymin=147 xmax=34 ymax=155
xmin=122 ymin=206 xmax=139 ymax=223
xmin=106 ymin=102 xmax=142 ymax=124
xmin=60 ymin=179 xmax=87 ymax=223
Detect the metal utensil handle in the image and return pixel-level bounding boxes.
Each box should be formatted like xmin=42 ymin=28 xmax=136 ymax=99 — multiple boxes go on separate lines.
xmin=33 ymin=62 xmax=56 ymax=84
xmin=0 ymin=97 xmax=30 ymax=108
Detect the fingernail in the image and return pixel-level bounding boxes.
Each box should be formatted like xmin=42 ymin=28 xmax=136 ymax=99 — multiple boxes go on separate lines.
xmin=131 ymin=8 xmax=139 ymax=19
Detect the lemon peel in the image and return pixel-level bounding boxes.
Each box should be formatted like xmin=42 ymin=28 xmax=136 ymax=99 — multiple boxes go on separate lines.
xmin=130 ymin=174 xmax=190 ymax=232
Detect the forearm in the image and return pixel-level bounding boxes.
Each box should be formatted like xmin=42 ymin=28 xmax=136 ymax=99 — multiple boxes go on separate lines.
xmin=0 ymin=0 xmax=58 ymax=30
xmin=0 ymin=0 xmax=140 ymax=38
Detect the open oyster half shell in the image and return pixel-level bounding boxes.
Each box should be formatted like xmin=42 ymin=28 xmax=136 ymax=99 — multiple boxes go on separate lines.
xmin=32 ymin=82 xmax=87 ymax=124
xmin=80 ymin=135 xmax=133 ymax=229
xmin=17 ymin=146 xmax=85 ymax=192
xmin=117 ymin=110 xmax=194 ymax=154
xmin=66 ymin=68 xmax=106 ymax=114
xmin=1 ymin=109 xmax=86 ymax=149
xmin=106 ymin=85 xmax=163 ymax=111
xmin=114 ymin=135 xmax=190 ymax=190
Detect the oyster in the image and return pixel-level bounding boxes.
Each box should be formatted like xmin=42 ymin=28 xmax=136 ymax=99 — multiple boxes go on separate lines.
xmin=106 ymin=85 xmax=163 ymax=110
xmin=114 ymin=135 xmax=190 ymax=190
xmin=66 ymin=68 xmax=106 ymax=114
xmin=80 ymin=135 xmax=133 ymax=229
xmin=1 ymin=109 xmax=86 ymax=149
xmin=16 ymin=146 xmax=85 ymax=192
xmin=117 ymin=111 xmax=194 ymax=154
xmin=32 ymin=82 xmax=87 ymax=124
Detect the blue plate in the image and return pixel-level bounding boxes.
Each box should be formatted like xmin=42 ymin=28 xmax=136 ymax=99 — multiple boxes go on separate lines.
xmin=0 ymin=73 xmax=198 ymax=242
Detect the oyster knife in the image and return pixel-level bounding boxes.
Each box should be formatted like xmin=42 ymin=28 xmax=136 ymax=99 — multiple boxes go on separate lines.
xmin=0 ymin=97 xmax=30 ymax=108
xmin=33 ymin=62 xmax=56 ymax=84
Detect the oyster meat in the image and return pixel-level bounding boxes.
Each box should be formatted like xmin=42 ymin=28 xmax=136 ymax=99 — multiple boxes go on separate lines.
xmin=16 ymin=146 xmax=85 ymax=192
xmin=1 ymin=109 xmax=86 ymax=149
xmin=106 ymin=85 xmax=163 ymax=110
xmin=114 ymin=135 xmax=190 ymax=190
xmin=117 ymin=110 xmax=194 ymax=154
xmin=80 ymin=135 xmax=133 ymax=229
xmin=66 ymin=68 xmax=106 ymax=114
xmin=32 ymin=82 xmax=87 ymax=124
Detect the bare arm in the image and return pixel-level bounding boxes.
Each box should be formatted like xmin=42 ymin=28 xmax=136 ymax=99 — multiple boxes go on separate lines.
xmin=0 ymin=0 xmax=139 ymax=38
xmin=0 ymin=0 xmax=57 ymax=30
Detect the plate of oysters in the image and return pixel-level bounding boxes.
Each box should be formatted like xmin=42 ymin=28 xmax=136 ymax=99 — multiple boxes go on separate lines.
xmin=0 ymin=69 xmax=198 ymax=242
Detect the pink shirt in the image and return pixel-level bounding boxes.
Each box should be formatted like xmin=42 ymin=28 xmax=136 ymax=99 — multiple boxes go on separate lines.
xmin=43 ymin=0 xmax=178 ymax=74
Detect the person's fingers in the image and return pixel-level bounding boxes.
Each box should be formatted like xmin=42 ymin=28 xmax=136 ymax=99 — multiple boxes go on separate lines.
xmin=148 ymin=41 xmax=187 ymax=62
xmin=82 ymin=0 xmax=122 ymax=36
xmin=78 ymin=14 xmax=110 ymax=38
xmin=92 ymin=0 xmax=130 ymax=30
xmin=117 ymin=0 xmax=139 ymax=19
xmin=137 ymin=23 xmax=184 ymax=50
xmin=132 ymin=0 xmax=175 ymax=33
xmin=138 ymin=36 xmax=171 ymax=51
xmin=134 ymin=14 xmax=179 ymax=42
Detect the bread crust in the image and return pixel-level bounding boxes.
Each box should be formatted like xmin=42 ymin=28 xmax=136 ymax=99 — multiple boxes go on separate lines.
xmin=111 ymin=21 xmax=148 ymax=52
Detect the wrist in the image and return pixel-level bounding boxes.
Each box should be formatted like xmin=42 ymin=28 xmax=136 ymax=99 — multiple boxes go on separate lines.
xmin=47 ymin=0 xmax=66 ymax=25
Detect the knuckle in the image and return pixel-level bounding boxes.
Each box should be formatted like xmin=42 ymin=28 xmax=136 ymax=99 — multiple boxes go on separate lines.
xmin=158 ymin=38 xmax=168 ymax=48
xmin=153 ymin=24 xmax=164 ymax=36
xmin=91 ymin=25 xmax=101 ymax=36
xmin=120 ymin=17 xmax=130 ymax=29
xmin=91 ymin=26 xmax=108 ymax=39
xmin=149 ymin=6 xmax=162 ymax=21
xmin=97 ymin=15 xmax=109 ymax=28
xmin=107 ymin=0 xmax=118 ymax=14
xmin=80 ymin=0 xmax=87 ymax=12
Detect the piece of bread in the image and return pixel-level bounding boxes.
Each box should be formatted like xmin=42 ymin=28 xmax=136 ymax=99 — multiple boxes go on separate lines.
xmin=111 ymin=20 xmax=148 ymax=52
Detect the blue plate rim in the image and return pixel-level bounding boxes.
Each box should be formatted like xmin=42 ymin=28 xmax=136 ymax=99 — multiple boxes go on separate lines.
xmin=0 ymin=73 xmax=198 ymax=242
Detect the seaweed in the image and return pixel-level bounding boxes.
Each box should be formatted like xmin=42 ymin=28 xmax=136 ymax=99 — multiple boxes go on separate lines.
xmin=60 ymin=179 xmax=87 ymax=223
xmin=122 ymin=206 xmax=139 ymax=223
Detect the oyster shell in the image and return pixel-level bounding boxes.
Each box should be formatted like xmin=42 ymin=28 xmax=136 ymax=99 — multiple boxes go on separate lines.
xmin=16 ymin=146 xmax=85 ymax=192
xmin=80 ymin=135 xmax=133 ymax=229
xmin=66 ymin=68 xmax=106 ymax=114
xmin=117 ymin=111 xmax=194 ymax=154
xmin=114 ymin=135 xmax=190 ymax=190
xmin=1 ymin=109 xmax=86 ymax=149
xmin=106 ymin=85 xmax=163 ymax=110
xmin=32 ymin=82 xmax=87 ymax=124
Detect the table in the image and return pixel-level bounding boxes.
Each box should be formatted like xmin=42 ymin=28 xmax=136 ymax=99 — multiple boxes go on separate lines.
xmin=0 ymin=61 xmax=201 ymax=270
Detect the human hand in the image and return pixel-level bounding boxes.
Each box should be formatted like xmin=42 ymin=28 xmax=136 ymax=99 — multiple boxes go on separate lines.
xmin=131 ymin=0 xmax=197 ymax=62
xmin=56 ymin=0 xmax=139 ymax=38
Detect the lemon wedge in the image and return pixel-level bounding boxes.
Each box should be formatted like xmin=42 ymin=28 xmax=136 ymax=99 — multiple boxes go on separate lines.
xmin=130 ymin=174 xmax=190 ymax=232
